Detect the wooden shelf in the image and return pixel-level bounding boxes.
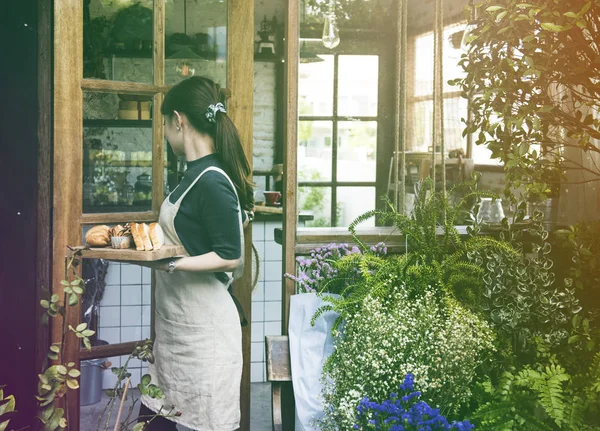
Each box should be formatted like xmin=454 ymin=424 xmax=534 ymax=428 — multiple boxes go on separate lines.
xmin=80 ymin=244 xmax=185 ymax=261
xmin=83 ymin=119 xmax=153 ymax=128
xmin=255 ymin=204 xmax=283 ymax=214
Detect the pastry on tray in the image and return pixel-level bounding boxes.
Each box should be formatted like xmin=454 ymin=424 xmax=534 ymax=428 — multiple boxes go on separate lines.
xmin=130 ymin=222 xmax=164 ymax=251
xmin=85 ymin=222 xmax=163 ymax=251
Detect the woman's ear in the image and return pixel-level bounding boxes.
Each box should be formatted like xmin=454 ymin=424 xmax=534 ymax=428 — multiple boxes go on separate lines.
xmin=173 ymin=110 xmax=183 ymax=129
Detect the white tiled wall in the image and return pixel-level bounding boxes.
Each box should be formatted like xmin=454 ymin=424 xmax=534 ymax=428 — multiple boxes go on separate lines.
xmin=96 ymin=263 xmax=150 ymax=389
xmin=251 ymin=219 xmax=284 ymax=383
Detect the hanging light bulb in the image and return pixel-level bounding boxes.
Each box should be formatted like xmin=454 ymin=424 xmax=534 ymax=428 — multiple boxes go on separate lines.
xmin=322 ymin=1 xmax=340 ymax=49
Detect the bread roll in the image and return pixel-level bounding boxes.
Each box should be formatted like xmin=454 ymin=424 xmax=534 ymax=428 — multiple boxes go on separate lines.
xmin=85 ymin=225 xmax=111 ymax=246
xmin=149 ymin=223 xmax=164 ymax=250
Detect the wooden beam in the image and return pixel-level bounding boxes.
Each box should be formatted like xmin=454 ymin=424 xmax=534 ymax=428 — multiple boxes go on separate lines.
xmin=81 ymin=211 xmax=157 ymax=225
xmin=283 ymin=0 xmax=299 ymax=336
xmin=53 ymin=1 xmax=83 ymax=429
xmin=36 ymin=0 xmax=53 ymax=382
xmin=79 ymin=341 xmax=145 ymax=361
xmin=81 ymin=79 xmax=162 ymax=95
xmin=227 ymin=0 xmax=254 ymax=429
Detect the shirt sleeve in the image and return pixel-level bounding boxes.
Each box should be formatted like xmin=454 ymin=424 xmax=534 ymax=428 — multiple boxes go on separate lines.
xmin=193 ymin=171 xmax=243 ymax=260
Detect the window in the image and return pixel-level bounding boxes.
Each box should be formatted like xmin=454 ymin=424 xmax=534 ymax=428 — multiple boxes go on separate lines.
xmin=298 ymin=54 xmax=379 ymax=227
xmin=408 ymin=22 xmax=501 ymax=166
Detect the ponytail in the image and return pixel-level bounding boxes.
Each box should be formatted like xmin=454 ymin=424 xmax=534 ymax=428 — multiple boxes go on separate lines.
xmin=215 ymin=110 xmax=254 ymax=212
xmin=161 ymin=76 xmax=254 ymax=211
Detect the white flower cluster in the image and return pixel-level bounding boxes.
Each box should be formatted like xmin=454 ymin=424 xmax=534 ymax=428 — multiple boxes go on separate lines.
xmin=319 ymin=284 xmax=495 ymax=430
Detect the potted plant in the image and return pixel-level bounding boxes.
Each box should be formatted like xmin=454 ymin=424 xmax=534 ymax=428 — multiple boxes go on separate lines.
xmin=453 ymin=0 xmax=600 ymax=222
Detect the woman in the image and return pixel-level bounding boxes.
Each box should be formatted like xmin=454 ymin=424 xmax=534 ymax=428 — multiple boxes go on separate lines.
xmin=137 ymin=76 xmax=253 ymax=430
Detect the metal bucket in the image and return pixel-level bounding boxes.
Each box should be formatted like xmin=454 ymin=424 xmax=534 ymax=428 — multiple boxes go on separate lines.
xmin=80 ymin=358 xmax=105 ymax=406
xmin=80 ymin=339 xmax=109 ymax=406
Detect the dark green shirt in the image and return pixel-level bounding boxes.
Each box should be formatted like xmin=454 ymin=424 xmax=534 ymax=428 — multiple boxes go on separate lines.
xmin=170 ymin=153 xmax=246 ymax=284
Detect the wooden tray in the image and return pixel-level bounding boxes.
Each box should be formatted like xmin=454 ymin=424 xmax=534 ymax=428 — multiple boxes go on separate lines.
xmin=80 ymin=244 xmax=185 ymax=261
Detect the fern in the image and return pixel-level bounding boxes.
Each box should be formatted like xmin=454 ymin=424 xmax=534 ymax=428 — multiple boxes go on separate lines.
xmin=516 ymin=365 xmax=570 ymax=427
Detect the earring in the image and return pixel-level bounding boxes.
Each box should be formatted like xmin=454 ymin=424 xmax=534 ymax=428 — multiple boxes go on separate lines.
xmin=176 ymin=126 xmax=181 ymax=131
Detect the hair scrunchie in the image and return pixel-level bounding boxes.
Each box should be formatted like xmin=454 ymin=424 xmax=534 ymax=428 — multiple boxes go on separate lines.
xmin=205 ymin=102 xmax=226 ymax=124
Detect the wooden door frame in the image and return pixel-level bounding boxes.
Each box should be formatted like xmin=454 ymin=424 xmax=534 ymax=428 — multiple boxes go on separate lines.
xmin=52 ymin=1 xmax=254 ymax=429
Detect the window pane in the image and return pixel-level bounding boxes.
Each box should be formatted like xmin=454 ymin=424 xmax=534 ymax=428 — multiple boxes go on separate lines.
xmin=408 ymin=98 xmax=467 ymax=154
xmin=84 ymin=1 xmax=154 ymax=83
xmin=299 ymin=55 xmax=334 ymax=116
xmin=298 ymin=186 xmax=332 ymax=227
xmin=337 ymin=121 xmax=377 ymax=182
xmin=336 ymin=187 xmax=376 ymax=228
xmin=165 ymin=0 xmax=228 ymax=86
xmin=83 ymin=91 xmax=154 ymax=213
xmin=298 ymin=121 xmax=333 ymax=182
xmin=338 ymin=55 xmax=379 ymax=117
xmin=412 ymin=22 xmax=467 ymax=97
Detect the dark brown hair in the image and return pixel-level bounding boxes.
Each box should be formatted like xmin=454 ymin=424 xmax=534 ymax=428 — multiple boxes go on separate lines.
xmin=161 ymin=76 xmax=254 ymax=211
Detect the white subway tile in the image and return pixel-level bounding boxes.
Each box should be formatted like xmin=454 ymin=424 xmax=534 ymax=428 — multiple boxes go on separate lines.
xmin=264 ymin=221 xmax=282 ymax=241
xmin=264 ymin=261 xmax=283 ymax=282
xmin=142 ymin=267 xmax=152 ymax=285
xmin=251 ymin=341 xmax=264 ymax=362
xmin=251 ymin=321 xmax=264 ymax=342
xmin=128 ymin=368 xmax=142 ymax=387
xmin=142 ymin=284 xmax=152 ymax=305
xmin=251 ymin=362 xmax=265 ymax=383
xmin=105 ymin=263 xmax=120 ymax=285
xmin=257 ymin=261 xmax=266 ymax=282
xmin=264 ymin=321 xmax=281 ymax=337
xmin=121 ymin=326 xmax=142 ymax=343
xmin=98 ymin=327 xmax=120 ymax=345
xmin=252 ymin=222 xmax=265 ymax=241
xmin=252 ymin=282 xmax=265 ymax=301
xmin=264 ymin=302 xmax=282 ymax=322
xmin=100 ymin=285 xmax=120 ymax=307
xmin=142 ymin=305 xmax=151 ymax=326
xmin=251 ymin=302 xmax=264 ymax=323
xmin=142 ymin=326 xmax=151 ymax=340
xmin=253 ymin=241 xmax=265 ymax=262
xmin=105 ymin=356 xmax=120 ymax=368
xmin=121 ymin=285 xmax=142 ymax=306
xmin=121 ymin=264 xmax=143 ymax=285
xmin=126 ymin=358 xmax=142 ymax=369
xmin=121 ymin=306 xmax=142 ymax=327
xmin=102 ymin=369 xmax=118 ymax=390
xmin=265 ymin=241 xmax=282 ymax=262
xmin=264 ymin=282 xmax=282 ymax=301
xmin=99 ymin=306 xmax=120 ymax=327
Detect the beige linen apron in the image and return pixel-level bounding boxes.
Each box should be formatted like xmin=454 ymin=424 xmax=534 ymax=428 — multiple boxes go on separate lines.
xmin=141 ymin=166 xmax=244 ymax=431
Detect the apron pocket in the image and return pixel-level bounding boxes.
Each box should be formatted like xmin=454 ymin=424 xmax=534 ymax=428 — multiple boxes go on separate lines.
xmin=169 ymin=321 xmax=216 ymax=396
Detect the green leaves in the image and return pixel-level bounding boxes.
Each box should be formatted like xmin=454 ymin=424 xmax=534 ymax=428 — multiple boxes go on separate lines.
xmin=0 ymin=388 xmax=16 ymax=431
xmin=138 ymin=374 xmax=164 ymax=399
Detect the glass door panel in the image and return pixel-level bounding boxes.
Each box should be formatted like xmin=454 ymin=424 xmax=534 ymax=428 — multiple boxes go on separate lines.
xmin=83 ymin=91 xmax=155 ymax=213
xmin=337 ymin=120 xmax=377 ymax=182
xmin=84 ymin=0 xmax=154 ymax=83
xmin=165 ymin=0 xmax=228 ymax=86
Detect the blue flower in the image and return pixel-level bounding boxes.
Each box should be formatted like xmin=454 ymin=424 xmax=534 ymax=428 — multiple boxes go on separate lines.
xmin=353 ymin=374 xmax=473 ymax=431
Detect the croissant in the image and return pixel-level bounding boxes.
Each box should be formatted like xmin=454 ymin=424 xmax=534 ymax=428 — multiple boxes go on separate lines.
xmin=85 ymin=225 xmax=111 ymax=246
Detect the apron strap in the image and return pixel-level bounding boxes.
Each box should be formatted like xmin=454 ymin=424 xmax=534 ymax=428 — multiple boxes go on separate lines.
xmin=228 ymin=286 xmax=248 ymax=327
